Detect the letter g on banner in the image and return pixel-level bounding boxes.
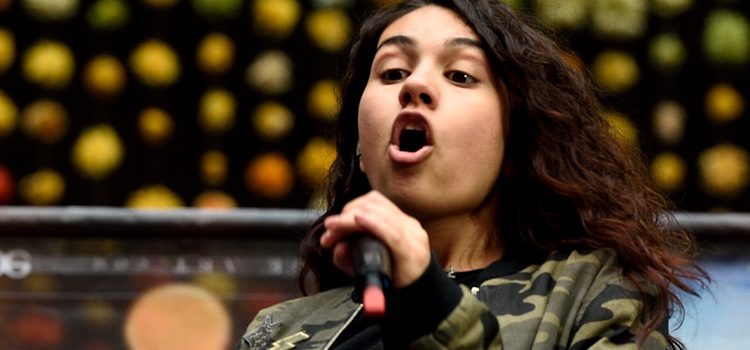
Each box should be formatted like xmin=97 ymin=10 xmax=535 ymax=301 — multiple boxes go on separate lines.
xmin=0 ymin=249 xmax=32 ymax=279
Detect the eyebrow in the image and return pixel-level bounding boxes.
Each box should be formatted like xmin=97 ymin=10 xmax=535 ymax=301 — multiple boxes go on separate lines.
xmin=376 ymin=35 xmax=483 ymax=52
xmin=376 ymin=35 xmax=415 ymax=51
xmin=445 ymin=37 xmax=482 ymax=49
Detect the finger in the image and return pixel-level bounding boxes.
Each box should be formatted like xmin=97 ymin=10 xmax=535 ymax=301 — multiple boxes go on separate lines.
xmin=320 ymin=229 xmax=333 ymax=248
xmin=353 ymin=211 xmax=431 ymax=288
xmin=364 ymin=190 xmax=393 ymax=207
xmin=325 ymin=208 xmax=381 ymax=233
xmin=326 ymin=208 xmax=364 ymax=227
xmin=322 ymin=216 xmax=365 ymax=248
xmin=331 ymin=241 xmax=353 ymax=276
xmin=323 ymin=214 xmax=353 ymax=232
xmin=339 ymin=191 xmax=390 ymax=220
xmin=351 ymin=209 xmax=411 ymax=245
xmin=331 ymin=200 xmax=407 ymax=249
xmin=323 ymin=191 xmax=403 ymax=247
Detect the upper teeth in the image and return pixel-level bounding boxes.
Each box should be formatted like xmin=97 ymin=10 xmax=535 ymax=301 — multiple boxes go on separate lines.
xmin=404 ymin=123 xmax=423 ymax=131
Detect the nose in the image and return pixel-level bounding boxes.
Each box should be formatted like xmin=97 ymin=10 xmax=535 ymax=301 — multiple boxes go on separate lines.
xmin=399 ymin=73 xmax=438 ymax=109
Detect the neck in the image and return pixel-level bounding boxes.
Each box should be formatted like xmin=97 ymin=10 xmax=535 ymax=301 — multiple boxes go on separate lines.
xmin=422 ymin=207 xmax=503 ymax=272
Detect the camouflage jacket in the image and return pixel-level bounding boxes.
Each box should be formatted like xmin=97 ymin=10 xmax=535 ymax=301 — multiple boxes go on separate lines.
xmin=238 ymin=249 xmax=668 ymax=349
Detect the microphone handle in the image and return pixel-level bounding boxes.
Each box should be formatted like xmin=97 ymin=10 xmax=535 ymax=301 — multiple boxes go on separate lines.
xmin=349 ymin=234 xmax=392 ymax=317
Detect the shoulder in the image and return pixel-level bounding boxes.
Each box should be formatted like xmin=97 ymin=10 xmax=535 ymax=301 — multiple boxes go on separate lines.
xmin=542 ymin=248 xmax=620 ymax=271
xmin=534 ymin=248 xmax=627 ymax=287
xmin=476 ymin=248 xmax=639 ymax=328
xmin=249 ymin=286 xmax=355 ymax=327
xmin=539 ymin=248 xmax=637 ymax=305
xmin=478 ymin=248 xmax=630 ymax=316
xmin=482 ymin=249 xmax=661 ymax=346
xmin=555 ymin=252 xmax=669 ymax=348
xmin=239 ymin=287 xmax=359 ymax=350
xmin=490 ymin=248 xmax=626 ymax=290
xmin=547 ymin=250 xmax=665 ymax=347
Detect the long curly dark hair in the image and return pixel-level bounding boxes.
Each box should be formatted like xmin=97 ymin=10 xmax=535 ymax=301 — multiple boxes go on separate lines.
xmin=298 ymin=0 xmax=708 ymax=348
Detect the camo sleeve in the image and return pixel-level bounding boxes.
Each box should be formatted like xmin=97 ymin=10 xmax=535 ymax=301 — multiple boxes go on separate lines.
xmin=568 ymin=252 xmax=669 ymax=349
xmin=568 ymin=285 xmax=668 ymax=349
xmin=399 ymin=249 xmax=668 ymax=350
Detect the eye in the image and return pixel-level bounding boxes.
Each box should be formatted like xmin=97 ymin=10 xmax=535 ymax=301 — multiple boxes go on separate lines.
xmin=380 ymin=69 xmax=408 ymax=83
xmin=445 ymin=71 xmax=477 ymax=85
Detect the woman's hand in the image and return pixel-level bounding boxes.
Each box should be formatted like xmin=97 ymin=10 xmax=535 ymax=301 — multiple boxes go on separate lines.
xmin=320 ymin=190 xmax=431 ymax=288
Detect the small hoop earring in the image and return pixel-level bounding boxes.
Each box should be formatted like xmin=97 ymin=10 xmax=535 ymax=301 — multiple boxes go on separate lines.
xmin=355 ymin=142 xmax=361 ymax=158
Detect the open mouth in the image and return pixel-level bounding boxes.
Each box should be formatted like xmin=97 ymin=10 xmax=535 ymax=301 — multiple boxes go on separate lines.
xmin=389 ymin=113 xmax=434 ymax=164
xmin=399 ymin=126 xmax=428 ymax=153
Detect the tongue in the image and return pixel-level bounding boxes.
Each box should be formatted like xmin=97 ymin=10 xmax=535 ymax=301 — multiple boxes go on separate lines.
xmin=399 ymin=129 xmax=427 ymax=152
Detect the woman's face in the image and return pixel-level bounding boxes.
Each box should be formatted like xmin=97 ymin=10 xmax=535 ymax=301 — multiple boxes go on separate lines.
xmin=358 ymin=5 xmax=508 ymax=220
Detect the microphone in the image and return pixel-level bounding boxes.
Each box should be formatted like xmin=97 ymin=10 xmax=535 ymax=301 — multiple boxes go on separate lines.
xmin=349 ymin=234 xmax=392 ymax=318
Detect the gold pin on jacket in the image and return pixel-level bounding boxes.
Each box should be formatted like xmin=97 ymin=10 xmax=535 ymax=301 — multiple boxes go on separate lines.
xmin=268 ymin=331 xmax=311 ymax=350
